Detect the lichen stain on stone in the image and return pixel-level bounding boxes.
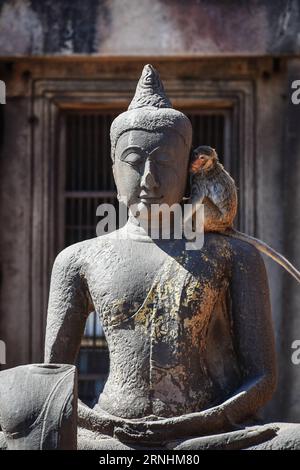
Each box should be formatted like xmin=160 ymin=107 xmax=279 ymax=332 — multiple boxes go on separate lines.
xmin=238 ymin=260 xmax=247 ymax=273
xmin=0 ymin=0 xmax=43 ymax=55
xmin=158 ymin=0 xmax=269 ymax=54
xmin=151 ymin=364 xmax=189 ymax=405
xmin=29 ymin=0 xmax=101 ymax=54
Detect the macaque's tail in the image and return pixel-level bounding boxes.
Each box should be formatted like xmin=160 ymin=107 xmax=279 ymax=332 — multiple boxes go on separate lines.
xmin=225 ymin=229 xmax=300 ymax=284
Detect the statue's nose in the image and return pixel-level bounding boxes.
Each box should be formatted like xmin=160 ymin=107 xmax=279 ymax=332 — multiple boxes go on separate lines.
xmin=140 ymin=159 xmax=159 ymax=190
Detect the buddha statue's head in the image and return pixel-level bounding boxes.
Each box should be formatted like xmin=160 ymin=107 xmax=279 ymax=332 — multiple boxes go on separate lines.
xmin=110 ymin=65 xmax=192 ymax=212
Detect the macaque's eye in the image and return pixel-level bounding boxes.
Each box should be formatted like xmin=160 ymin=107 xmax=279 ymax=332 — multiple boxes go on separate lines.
xmin=122 ymin=153 xmax=143 ymax=166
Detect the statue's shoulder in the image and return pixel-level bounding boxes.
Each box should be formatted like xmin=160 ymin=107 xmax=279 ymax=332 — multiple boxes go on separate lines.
xmin=203 ymin=232 xmax=263 ymax=266
xmin=221 ymin=234 xmax=265 ymax=272
xmin=52 ymin=234 xmax=113 ymax=272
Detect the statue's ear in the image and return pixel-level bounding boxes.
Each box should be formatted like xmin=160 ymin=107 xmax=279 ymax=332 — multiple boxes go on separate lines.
xmin=183 ymin=175 xmax=191 ymax=200
xmin=183 ymin=150 xmax=194 ymax=200
xmin=189 ymin=147 xmax=197 ymax=167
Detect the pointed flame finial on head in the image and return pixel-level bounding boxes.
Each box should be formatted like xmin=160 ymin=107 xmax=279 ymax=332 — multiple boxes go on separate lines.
xmin=128 ymin=64 xmax=172 ymax=110
xmin=110 ymin=64 xmax=192 ymax=161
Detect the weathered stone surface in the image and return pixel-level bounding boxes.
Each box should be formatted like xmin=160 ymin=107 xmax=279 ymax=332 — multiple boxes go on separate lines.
xmin=0 ymin=97 xmax=31 ymax=367
xmin=0 ymin=1 xmax=300 ymax=56
xmin=0 ymin=364 xmax=77 ymax=449
xmin=278 ymin=59 xmax=300 ymax=422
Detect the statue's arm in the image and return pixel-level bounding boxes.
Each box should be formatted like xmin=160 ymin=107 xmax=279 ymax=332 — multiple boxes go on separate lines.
xmin=175 ymin=242 xmax=277 ymax=432
xmin=219 ymin=241 xmax=277 ymax=423
xmin=44 ymin=246 xmax=94 ymax=364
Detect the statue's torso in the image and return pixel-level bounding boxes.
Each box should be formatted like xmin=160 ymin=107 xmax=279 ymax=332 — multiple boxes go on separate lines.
xmin=83 ymin=233 xmax=241 ymax=419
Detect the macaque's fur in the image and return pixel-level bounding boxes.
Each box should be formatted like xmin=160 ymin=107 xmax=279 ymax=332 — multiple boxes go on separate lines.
xmin=186 ymin=145 xmax=300 ymax=283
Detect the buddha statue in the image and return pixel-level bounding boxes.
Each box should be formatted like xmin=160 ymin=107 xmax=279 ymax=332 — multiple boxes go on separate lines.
xmin=1 ymin=64 xmax=300 ymax=450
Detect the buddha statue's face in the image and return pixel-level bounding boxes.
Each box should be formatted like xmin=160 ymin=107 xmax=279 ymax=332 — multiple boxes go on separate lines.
xmin=113 ymin=129 xmax=189 ymax=212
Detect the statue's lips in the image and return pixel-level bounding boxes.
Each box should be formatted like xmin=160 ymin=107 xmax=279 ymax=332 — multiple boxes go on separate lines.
xmin=138 ymin=196 xmax=164 ymax=203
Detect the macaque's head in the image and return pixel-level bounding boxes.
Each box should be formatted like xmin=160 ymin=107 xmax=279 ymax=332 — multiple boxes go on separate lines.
xmin=190 ymin=146 xmax=218 ymax=174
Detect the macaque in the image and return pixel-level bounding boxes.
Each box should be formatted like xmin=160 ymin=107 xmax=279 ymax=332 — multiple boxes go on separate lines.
xmin=186 ymin=145 xmax=300 ymax=284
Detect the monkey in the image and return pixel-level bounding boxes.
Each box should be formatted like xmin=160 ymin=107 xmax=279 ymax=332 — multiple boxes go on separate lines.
xmin=185 ymin=145 xmax=300 ymax=284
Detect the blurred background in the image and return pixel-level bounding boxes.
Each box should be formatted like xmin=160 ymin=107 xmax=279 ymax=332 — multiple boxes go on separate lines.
xmin=0 ymin=0 xmax=300 ymax=422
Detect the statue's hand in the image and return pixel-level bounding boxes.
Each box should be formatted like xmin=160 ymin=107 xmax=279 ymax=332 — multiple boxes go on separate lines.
xmin=113 ymin=408 xmax=231 ymax=444
xmin=79 ymin=399 xmax=241 ymax=443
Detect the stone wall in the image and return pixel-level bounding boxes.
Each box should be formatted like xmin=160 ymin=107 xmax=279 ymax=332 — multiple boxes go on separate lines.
xmin=0 ymin=0 xmax=300 ymax=56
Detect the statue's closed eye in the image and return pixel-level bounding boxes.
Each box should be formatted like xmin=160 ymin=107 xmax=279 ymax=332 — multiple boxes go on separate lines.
xmin=120 ymin=146 xmax=171 ymax=167
xmin=120 ymin=146 xmax=145 ymax=166
xmin=122 ymin=153 xmax=143 ymax=166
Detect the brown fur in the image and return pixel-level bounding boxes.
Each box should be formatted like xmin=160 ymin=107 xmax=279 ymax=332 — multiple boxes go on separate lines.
xmin=187 ymin=146 xmax=300 ymax=283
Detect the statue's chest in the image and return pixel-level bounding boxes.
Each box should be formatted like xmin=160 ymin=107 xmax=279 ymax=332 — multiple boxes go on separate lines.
xmin=86 ymin=239 xmax=228 ymax=331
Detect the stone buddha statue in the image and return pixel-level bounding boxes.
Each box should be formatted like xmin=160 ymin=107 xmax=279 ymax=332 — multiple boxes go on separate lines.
xmin=1 ymin=64 xmax=300 ymax=450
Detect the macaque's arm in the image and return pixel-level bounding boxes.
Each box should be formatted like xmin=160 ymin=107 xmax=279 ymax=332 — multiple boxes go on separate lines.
xmin=44 ymin=246 xmax=94 ymax=364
